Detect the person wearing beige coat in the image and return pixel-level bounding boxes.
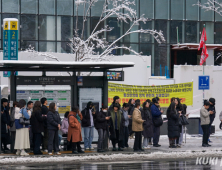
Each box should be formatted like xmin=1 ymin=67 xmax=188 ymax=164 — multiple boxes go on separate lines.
xmin=132 ymin=101 xmax=145 ymax=152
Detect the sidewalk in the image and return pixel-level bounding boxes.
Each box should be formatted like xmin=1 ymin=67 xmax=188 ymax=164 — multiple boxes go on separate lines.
xmin=0 ymin=131 xmax=222 ymax=164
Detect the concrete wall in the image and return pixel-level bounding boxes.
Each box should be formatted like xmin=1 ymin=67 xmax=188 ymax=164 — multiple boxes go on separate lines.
xmin=174 ymin=65 xmax=222 ymax=130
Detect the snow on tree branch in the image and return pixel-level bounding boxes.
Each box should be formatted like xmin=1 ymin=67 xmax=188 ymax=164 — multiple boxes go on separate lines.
xmin=194 ymin=0 xmax=222 ymax=16
xmin=26 ymin=0 xmax=165 ymax=65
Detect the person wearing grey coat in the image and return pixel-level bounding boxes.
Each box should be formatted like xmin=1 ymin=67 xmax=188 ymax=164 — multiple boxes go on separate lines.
xmin=200 ymin=101 xmax=213 ymax=147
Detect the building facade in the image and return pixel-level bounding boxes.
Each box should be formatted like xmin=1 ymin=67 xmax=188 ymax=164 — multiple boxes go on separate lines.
xmin=1 ymin=0 xmax=222 ymax=76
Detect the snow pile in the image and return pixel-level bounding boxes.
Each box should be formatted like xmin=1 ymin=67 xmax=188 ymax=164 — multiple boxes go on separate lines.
xmin=1 ymin=149 xmax=222 ymax=164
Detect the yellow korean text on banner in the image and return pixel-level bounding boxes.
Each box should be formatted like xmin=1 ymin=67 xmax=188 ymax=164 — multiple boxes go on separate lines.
xmin=108 ymin=82 xmax=193 ymax=107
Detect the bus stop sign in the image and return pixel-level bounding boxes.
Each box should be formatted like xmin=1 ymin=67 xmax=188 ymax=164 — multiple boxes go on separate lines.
xmin=198 ymin=76 xmax=210 ymax=90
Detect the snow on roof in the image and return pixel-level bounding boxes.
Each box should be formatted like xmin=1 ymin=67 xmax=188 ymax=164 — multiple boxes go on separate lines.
xmin=0 ymin=60 xmax=135 ymax=66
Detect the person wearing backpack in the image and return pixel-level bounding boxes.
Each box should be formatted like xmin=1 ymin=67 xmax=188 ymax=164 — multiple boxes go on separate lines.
xmin=67 ymin=106 xmax=85 ymax=154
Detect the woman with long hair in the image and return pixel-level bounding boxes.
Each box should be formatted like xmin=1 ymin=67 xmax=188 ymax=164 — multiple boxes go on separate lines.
xmin=14 ymin=99 xmax=31 ymax=156
xmin=31 ymin=101 xmax=46 ymax=155
xmin=167 ymin=102 xmax=180 ymax=148
xmin=47 ymin=102 xmax=61 ymax=155
xmin=142 ymin=101 xmax=153 ymax=149
xmin=174 ymin=98 xmax=183 ymax=147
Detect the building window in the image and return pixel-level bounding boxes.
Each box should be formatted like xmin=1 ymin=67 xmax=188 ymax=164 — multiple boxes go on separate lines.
xmin=185 ymin=21 xmax=197 ymax=43
xmin=57 ymin=0 xmax=73 ymax=16
xmin=215 ymin=22 xmax=222 ymax=44
xmin=155 ymin=0 xmax=168 ymax=19
xmin=91 ymin=0 xmax=105 ymax=17
xmin=140 ymin=0 xmax=153 ymax=19
xmin=200 ymin=0 xmax=214 ymax=21
xmin=39 ymin=0 xmax=55 ymax=15
xmin=39 ymin=41 xmax=56 ymax=52
xmin=57 ymin=16 xmax=73 ymax=41
xmin=39 ymin=16 xmax=56 ymax=41
xmin=140 ymin=44 xmax=152 ymax=56
xmin=186 ymin=0 xmax=198 ymax=20
xmin=171 ymin=0 xmax=183 ymax=20
xmin=21 ymin=0 xmax=38 ymax=14
xmin=2 ymin=0 xmax=19 ymax=13
xmin=170 ymin=21 xmax=182 ymax=44
xmin=21 ymin=15 xmax=38 ymax=40
xmin=21 ymin=41 xmax=38 ymax=51
xmin=123 ymin=21 xmax=139 ymax=43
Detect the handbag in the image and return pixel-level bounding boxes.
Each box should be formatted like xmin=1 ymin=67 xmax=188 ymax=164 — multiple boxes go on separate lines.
xmin=19 ymin=109 xmax=30 ymax=125
xmin=180 ymin=115 xmax=189 ymax=125
xmin=153 ymin=116 xmax=163 ymax=127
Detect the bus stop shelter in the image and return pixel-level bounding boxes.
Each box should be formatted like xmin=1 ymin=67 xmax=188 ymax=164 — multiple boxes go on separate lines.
xmin=0 ymin=60 xmax=134 ymax=153
xmin=0 ymin=60 xmax=134 ymax=108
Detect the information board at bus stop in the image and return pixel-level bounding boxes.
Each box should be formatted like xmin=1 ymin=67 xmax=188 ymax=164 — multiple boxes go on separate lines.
xmin=3 ymin=18 xmax=18 ymax=77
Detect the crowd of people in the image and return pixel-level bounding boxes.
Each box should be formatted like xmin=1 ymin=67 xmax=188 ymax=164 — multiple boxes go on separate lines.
xmin=0 ymin=95 xmax=216 ymax=155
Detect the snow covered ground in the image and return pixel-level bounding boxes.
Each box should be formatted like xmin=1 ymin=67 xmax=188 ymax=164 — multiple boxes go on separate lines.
xmin=0 ymin=131 xmax=222 ymax=164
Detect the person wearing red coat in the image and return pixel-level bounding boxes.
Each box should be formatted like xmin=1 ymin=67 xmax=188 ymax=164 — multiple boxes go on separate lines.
xmin=67 ymin=106 xmax=85 ymax=154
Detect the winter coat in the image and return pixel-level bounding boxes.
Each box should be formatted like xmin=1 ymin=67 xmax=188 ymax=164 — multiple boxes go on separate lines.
xmin=151 ymin=104 xmax=162 ymax=117
xmin=167 ymin=110 xmax=180 ymax=138
xmin=141 ymin=108 xmax=153 ymax=138
xmin=81 ymin=108 xmax=96 ymax=127
xmin=31 ymin=110 xmax=46 ymax=133
xmin=67 ymin=111 xmax=83 ymax=143
xmin=132 ymin=108 xmax=144 ymax=132
xmin=1 ymin=106 xmax=10 ymax=127
xmin=94 ymin=111 xmax=108 ymax=130
xmin=14 ymin=107 xmax=31 ymax=129
xmin=10 ymin=107 xmax=16 ymax=132
xmin=61 ymin=118 xmax=69 ymax=135
xmin=108 ymin=110 xmax=124 ymax=141
xmin=122 ymin=109 xmax=129 ymax=127
xmin=128 ymin=104 xmax=134 ymax=126
xmin=41 ymin=105 xmax=48 ymax=128
xmin=200 ymin=106 xmax=210 ymax=125
xmin=208 ymin=104 xmax=216 ymax=124
xmin=1 ymin=112 xmax=8 ymax=138
xmin=47 ymin=111 xmax=61 ymax=130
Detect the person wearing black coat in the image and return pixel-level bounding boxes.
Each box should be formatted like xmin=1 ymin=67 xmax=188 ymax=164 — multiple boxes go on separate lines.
xmin=1 ymin=110 xmax=8 ymax=153
xmin=128 ymin=99 xmax=135 ymax=137
xmin=31 ymin=101 xmax=47 ymax=155
xmin=108 ymin=103 xmax=125 ymax=151
xmin=208 ymin=98 xmax=216 ymax=142
xmin=167 ymin=102 xmax=180 ymax=148
xmin=47 ymin=103 xmax=61 ymax=155
xmin=41 ymin=97 xmax=48 ymax=151
xmin=81 ymin=101 xmax=96 ymax=150
xmin=94 ymin=105 xmax=110 ymax=152
xmin=142 ymin=101 xmax=153 ymax=149
xmin=175 ymin=98 xmax=183 ymax=147
xmin=1 ymin=98 xmax=10 ymax=152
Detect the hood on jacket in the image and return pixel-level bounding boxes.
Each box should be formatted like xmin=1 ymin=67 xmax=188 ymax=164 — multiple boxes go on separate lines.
xmin=87 ymin=101 xmax=93 ymax=109
xmin=209 ymin=98 xmax=215 ymax=105
xmin=68 ymin=111 xmax=76 ymax=117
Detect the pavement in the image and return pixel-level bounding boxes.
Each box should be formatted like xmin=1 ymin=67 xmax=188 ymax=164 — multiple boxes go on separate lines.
xmin=1 ymin=131 xmax=222 ymax=164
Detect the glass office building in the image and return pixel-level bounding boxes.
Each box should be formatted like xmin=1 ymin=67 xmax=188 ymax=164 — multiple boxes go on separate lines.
xmin=1 ymin=0 xmax=222 ymax=76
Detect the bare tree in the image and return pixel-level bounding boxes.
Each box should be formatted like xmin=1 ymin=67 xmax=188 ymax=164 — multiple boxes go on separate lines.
xmin=194 ymin=0 xmax=222 ymax=16
xmin=27 ymin=0 xmax=165 ymax=69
